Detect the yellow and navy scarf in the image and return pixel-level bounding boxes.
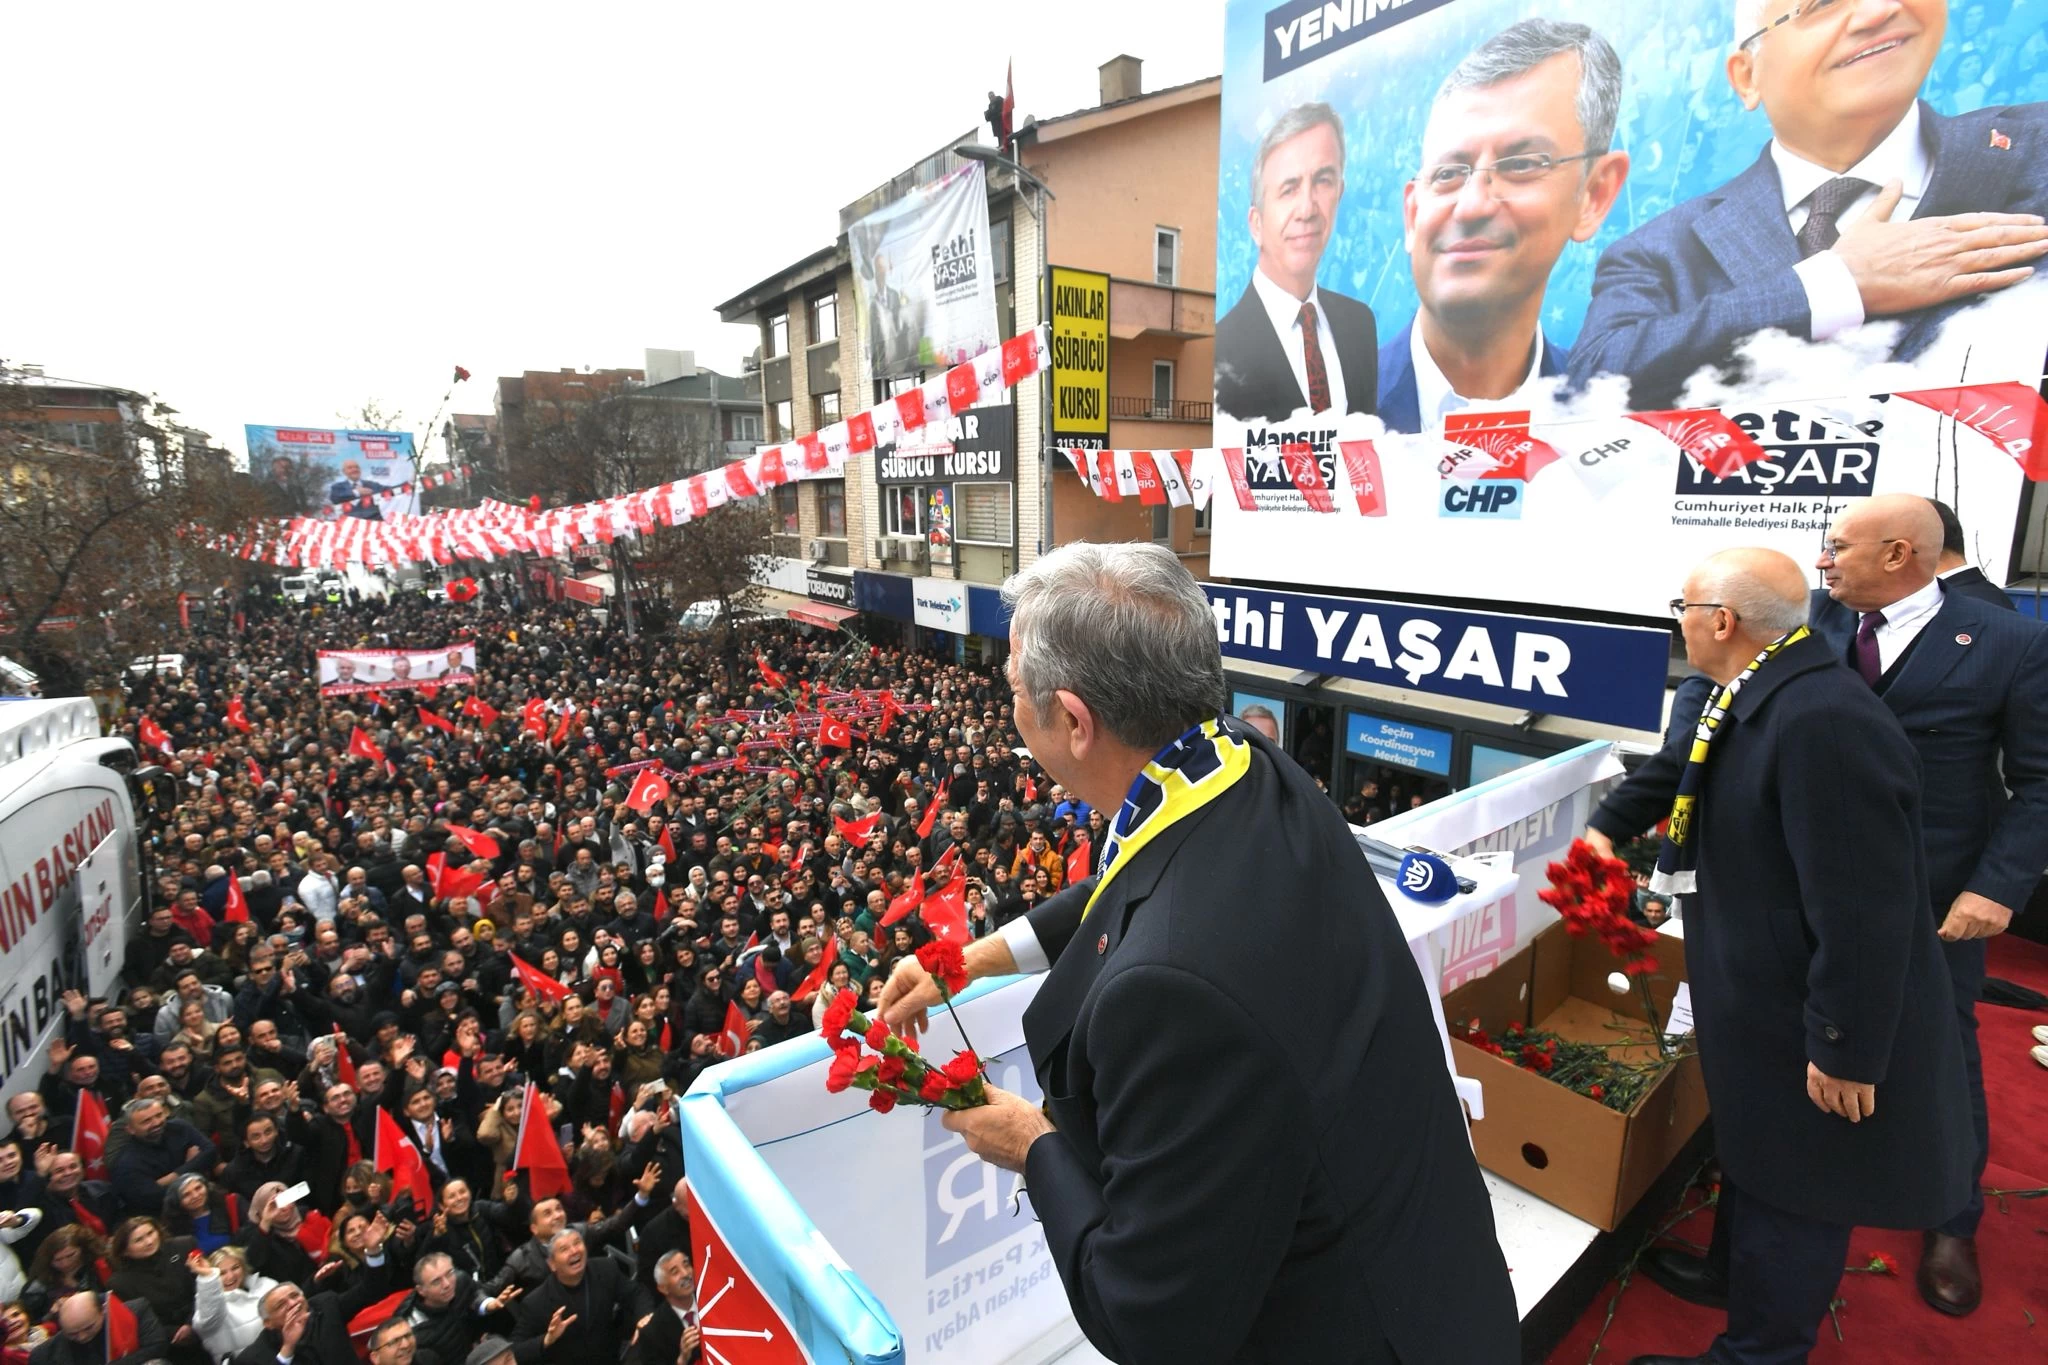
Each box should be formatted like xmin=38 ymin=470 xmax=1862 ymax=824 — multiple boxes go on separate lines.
xmin=1652 ymin=626 xmax=1809 ymax=895
xmin=1082 ymin=717 xmax=1252 ymax=924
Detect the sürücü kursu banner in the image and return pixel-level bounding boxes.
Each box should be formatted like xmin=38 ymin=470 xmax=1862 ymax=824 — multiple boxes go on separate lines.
xmin=1213 ymin=0 xmax=2048 ymax=616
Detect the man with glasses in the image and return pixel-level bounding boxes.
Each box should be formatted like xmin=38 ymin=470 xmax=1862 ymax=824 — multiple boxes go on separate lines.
xmin=1378 ymin=19 xmax=1631 ymax=432
xmin=1569 ymin=0 xmax=2048 ymax=410
xmin=1215 ymin=101 xmax=1381 ymax=422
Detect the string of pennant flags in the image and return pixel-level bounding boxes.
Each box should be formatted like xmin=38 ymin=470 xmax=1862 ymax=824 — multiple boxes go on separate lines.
xmin=197 ymin=328 xmax=1055 ymax=568
xmin=314 ymin=466 xmax=474 ymax=518
xmin=1060 ymin=378 xmax=2048 ymax=513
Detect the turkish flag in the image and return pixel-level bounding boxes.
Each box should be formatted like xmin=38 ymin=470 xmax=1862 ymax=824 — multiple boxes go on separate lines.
xmin=756 ymin=653 xmax=787 ymax=690
xmin=511 ymin=1082 xmax=572 ymax=1199
xmin=657 ymin=825 xmax=677 ymax=863
xmin=418 ymin=707 xmax=455 ymax=734
xmin=104 ymin=1292 xmax=140 ymax=1362
xmin=917 ymin=799 xmax=940 ymax=840
xmin=833 ymin=811 xmax=881 ymax=843
xmin=245 ymin=757 xmax=265 ymax=786
xmin=374 ymin=1105 xmax=433 ymax=1214
xmin=447 ymin=824 xmax=500 ymax=861
xmin=626 ymin=768 xmax=670 ymax=814
xmin=510 ymin=953 xmax=571 ymax=1004
xmin=792 ymin=937 xmax=838 ymax=1002
xmin=660 ymin=1018 xmax=674 ymax=1051
xmin=922 ymin=865 xmax=970 ymax=945
xmin=463 ymin=696 xmax=500 ymax=726
xmin=332 ymin=1025 xmax=357 ymax=1088
xmin=551 ymin=707 xmax=574 ymax=749
xmin=817 ymin=715 xmax=852 ymax=750
xmin=136 ymin=716 xmax=172 ymax=755
xmin=521 ymin=698 xmax=549 ymax=737
xmin=73 ymin=1088 xmax=110 ymax=1179
xmin=347 ymin=727 xmax=385 ymax=764
xmin=222 ymin=873 xmax=249 ymax=924
xmin=1066 ymin=838 xmax=1092 ymax=887
xmin=716 ymin=1000 xmax=749 ymax=1058
xmin=226 ymin=696 xmax=253 ymax=733
xmin=880 ymin=874 xmax=925 ymax=927
xmin=755 ymin=953 xmax=778 ymax=999
xmin=1024 ymin=775 xmax=1037 ymax=803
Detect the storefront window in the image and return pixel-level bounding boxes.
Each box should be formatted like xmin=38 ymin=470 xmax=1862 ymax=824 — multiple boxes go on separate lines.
xmin=885 ymin=485 xmax=926 ymax=537
xmin=956 ymin=483 xmax=1012 ymax=545
xmin=816 ymin=479 xmax=845 ymax=536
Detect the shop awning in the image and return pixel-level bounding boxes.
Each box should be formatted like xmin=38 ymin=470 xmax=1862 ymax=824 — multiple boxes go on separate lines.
xmin=789 ymin=601 xmax=858 ymax=630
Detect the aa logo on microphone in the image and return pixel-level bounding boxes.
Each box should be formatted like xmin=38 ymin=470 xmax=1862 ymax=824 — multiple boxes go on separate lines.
xmin=1396 ymin=851 xmax=1456 ymax=903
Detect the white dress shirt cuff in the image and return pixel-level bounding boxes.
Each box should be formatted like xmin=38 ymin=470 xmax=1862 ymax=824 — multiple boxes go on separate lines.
xmin=995 ymin=917 xmax=1049 ymax=975
xmin=1795 ymin=251 xmax=1865 ymax=340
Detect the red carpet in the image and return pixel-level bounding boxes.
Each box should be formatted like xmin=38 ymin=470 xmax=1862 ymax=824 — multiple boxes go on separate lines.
xmin=1545 ymin=935 xmax=2048 ymax=1363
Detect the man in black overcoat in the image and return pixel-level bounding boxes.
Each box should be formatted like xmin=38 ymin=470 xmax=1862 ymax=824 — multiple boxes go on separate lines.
xmin=881 ymin=541 xmax=1516 ymax=1365
xmin=1604 ymin=548 xmax=1972 ymax=1365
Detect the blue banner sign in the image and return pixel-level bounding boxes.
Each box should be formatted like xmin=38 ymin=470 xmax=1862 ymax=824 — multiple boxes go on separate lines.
xmin=1347 ymin=710 xmax=1453 ymax=775
xmin=1202 ymin=582 xmax=1668 ymax=731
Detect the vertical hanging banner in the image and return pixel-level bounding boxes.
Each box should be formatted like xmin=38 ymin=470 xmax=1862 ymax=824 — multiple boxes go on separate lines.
xmin=849 ymin=163 xmax=1001 ymax=380
xmin=1049 ymin=266 xmax=1111 ymax=455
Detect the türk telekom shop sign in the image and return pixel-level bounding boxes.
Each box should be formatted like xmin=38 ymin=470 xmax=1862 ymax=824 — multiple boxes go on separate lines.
xmin=1202 ymin=583 xmax=1668 ymax=731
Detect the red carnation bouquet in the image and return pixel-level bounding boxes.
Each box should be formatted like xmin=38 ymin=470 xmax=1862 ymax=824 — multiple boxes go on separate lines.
xmin=819 ymin=941 xmax=989 ymax=1113
xmin=1538 ymin=837 xmax=1672 ymax=1057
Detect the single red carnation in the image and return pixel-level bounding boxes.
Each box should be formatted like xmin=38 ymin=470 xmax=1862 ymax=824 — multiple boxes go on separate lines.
xmin=942 ymin=1051 xmax=981 ymax=1086
xmin=869 ymin=1089 xmax=897 ymax=1114
xmin=1588 ymin=1084 xmax=1604 ymax=1101
xmin=919 ymin=1072 xmax=950 ymax=1103
xmin=1520 ymin=1046 xmax=1554 ymax=1073
xmin=825 ymin=1050 xmax=860 ymax=1093
xmin=916 ymin=940 xmax=969 ymax=995
xmin=820 ymin=992 xmax=857 ymax=1038
xmin=865 ymin=1019 xmax=891 ymax=1050
xmin=876 ymin=1055 xmax=907 ymax=1088
xmin=1866 ymin=1251 xmax=1899 ymax=1275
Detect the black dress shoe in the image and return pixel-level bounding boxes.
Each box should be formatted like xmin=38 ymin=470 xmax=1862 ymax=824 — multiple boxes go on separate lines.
xmin=1918 ymin=1231 xmax=1981 ymax=1316
xmin=1638 ymin=1247 xmax=1729 ymax=1310
xmin=1626 ymin=1356 xmax=1710 ymax=1364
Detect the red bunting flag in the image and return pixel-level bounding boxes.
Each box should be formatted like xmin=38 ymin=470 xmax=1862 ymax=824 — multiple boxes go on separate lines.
xmin=833 ymin=811 xmax=881 ymax=843
xmin=510 ymin=953 xmax=571 ymax=1004
xmin=626 ymin=768 xmax=670 ymax=814
xmin=418 ymin=707 xmax=456 ymax=735
xmin=373 ymin=1105 xmax=433 ymax=1214
xmin=462 ymin=696 xmax=500 ymax=726
xmin=511 ymin=1081 xmax=571 ymax=1199
xmin=347 ymin=727 xmax=385 ymax=764
xmin=73 ymin=1088 xmax=110 ymax=1180
xmin=226 ymin=696 xmax=253 ymax=733
xmin=717 ymin=1000 xmax=750 ymax=1058
xmin=1894 ymin=382 xmax=2048 ymax=480
xmin=222 ymin=872 xmax=249 ymax=923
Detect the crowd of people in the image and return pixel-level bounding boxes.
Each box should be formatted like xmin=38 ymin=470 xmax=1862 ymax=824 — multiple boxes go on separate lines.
xmin=0 ymin=582 xmax=1109 ymax=1365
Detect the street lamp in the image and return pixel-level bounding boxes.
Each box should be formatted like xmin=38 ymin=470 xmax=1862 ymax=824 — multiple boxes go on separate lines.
xmin=954 ymin=143 xmax=1058 ymax=559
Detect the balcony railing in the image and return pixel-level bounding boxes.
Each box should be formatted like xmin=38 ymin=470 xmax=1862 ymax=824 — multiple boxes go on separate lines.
xmin=1109 ymin=396 xmax=1213 ymax=422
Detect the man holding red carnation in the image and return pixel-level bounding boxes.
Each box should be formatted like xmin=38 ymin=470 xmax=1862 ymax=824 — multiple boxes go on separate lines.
xmin=880 ymin=541 xmax=1516 ymax=1365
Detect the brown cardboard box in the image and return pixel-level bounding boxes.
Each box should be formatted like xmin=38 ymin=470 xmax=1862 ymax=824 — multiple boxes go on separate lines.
xmin=1444 ymin=921 xmax=1708 ymax=1231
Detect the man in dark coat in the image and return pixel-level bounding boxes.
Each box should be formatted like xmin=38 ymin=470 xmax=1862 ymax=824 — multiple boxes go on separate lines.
xmin=881 ymin=542 xmax=1515 ymax=1365
xmin=1592 ymin=498 xmax=2048 ymax=1319
xmin=233 ymin=1278 xmax=399 ymax=1365
xmin=1930 ymin=498 xmax=2018 ymax=611
xmin=508 ymin=1230 xmax=652 ymax=1365
xmin=1596 ymin=547 xmax=1973 ymax=1365
xmin=630 ymin=1176 xmax=690 ymax=1298
xmin=623 ymin=1250 xmax=699 ymax=1365
xmin=30 ymin=1292 xmax=167 ymax=1365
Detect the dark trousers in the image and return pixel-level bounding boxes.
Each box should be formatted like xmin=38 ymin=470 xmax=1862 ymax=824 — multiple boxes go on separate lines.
xmin=1935 ymin=937 xmax=1987 ymax=1238
xmin=1704 ymin=1179 xmax=1851 ymax=1365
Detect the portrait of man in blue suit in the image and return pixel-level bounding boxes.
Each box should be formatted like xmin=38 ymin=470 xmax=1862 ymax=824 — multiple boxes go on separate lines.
xmin=328 ymin=458 xmax=390 ymax=522
xmin=1569 ymin=0 xmax=2048 ymax=410
xmin=1378 ymin=19 xmax=1631 ymax=433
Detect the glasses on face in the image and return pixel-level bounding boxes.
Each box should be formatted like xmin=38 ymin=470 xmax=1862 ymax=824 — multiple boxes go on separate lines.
xmin=1817 ymin=536 xmax=1904 ymax=562
xmin=1741 ymin=0 xmax=1847 ymax=48
xmin=1667 ymin=599 xmax=1734 ymax=621
xmin=1418 ymin=151 xmax=1597 ymax=196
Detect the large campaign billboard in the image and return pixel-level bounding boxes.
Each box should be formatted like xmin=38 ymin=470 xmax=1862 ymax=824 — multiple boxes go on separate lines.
xmin=246 ymin=425 xmax=420 ymax=520
xmin=850 ymin=163 xmax=1002 ymax=380
xmin=1212 ymin=0 xmax=2046 ymax=615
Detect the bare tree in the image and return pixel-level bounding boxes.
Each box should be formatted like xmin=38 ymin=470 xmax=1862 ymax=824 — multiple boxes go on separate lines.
xmin=644 ymin=498 xmax=775 ymax=680
xmin=338 ymin=400 xmax=407 ymax=432
xmin=505 ymin=390 xmax=719 ymax=507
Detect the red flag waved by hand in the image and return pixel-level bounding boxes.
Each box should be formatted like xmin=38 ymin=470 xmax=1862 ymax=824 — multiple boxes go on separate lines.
xmin=463 ymin=695 xmax=499 ymax=726
xmin=104 ymin=1292 xmax=139 ymax=1361
xmin=447 ymin=824 xmax=500 ymax=861
xmin=332 ymin=1025 xmax=357 ymax=1088
xmin=626 ymin=768 xmax=670 ymax=814
xmin=511 ymin=953 xmax=571 ymax=1005
xmin=418 ymin=707 xmax=456 ymax=735
xmin=793 ymin=937 xmax=838 ymax=1003
xmin=1066 ymin=838 xmax=1092 ymax=887
xmin=551 ymin=707 xmax=575 ymax=749
xmin=834 ymin=811 xmax=881 ymax=843
xmin=717 ymin=1000 xmax=750 ymax=1058
xmin=756 ymin=653 xmax=787 ymax=690
xmin=922 ymin=864 xmax=971 ymax=946
xmin=817 ymin=715 xmax=852 ymax=750
xmin=347 ymin=727 xmax=385 ymax=764
xmin=226 ymin=696 xmax=253 ymax=733
xmin=520 ymin=698 xmax=548 ymax=737
xmin=73 ymin=1089 xmax=110 ymax=1180
xmin=917 ymin=799 xmax=940 ymax=840
xmin=881 ymin=875 xmax=926 ymax=928
xmin=374 ymin=1106 xmax=433 ymax=1214
xmin=222 ymin=873 xmax=250 ymax=924
xmin=245 ymin=757 xmax=265 ymax=787
xmin=511 ymin=1081 xmax=571 ymax=1199
xmin=137 ymin=716 xmax=172 ymax=756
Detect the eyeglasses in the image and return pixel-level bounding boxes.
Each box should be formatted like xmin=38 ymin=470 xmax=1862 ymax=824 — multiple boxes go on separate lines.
xmin=1817 ymin=536 xmax=1904 ymax=562
xmin=1667 ymin=600 xmax=1737 ymax=621
xmin=1740 ymin=0 xmax=1846 ymax=49
xmin=1418 ymin=151 xmax=1598 ymax=195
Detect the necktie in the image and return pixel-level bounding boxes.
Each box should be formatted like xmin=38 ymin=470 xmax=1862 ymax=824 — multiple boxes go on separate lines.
xmin=1297 ymin=301 xmax=1331 ymax=414
xmin=1796 ymin=176 xmax=1875 ymax=257
xmin=1854 ymin=610 xmax=1886 ymax=686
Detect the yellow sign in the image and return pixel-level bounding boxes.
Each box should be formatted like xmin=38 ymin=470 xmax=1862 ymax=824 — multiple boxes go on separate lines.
xmin=1049 ymin=266 xmax=1109 ymax=446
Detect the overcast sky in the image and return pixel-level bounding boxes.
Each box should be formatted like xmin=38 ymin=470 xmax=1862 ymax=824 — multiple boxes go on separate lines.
xmin=5 ymin=2 xmax=1223 ymax=464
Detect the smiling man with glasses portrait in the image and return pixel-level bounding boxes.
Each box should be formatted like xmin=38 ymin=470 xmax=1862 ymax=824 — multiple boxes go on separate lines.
xmin=1567 ymin=0 xmax=2048 ymax=411
xmin=1377 ymin=18 xmax=1632 ymax=432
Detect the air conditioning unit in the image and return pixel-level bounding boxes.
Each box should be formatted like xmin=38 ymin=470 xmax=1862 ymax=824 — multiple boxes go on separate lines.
xmin=808 ymin=539 xmax=828 ymax=563
xmin=874 ymin=537 xmax=893 ymax=561
xmin=900 ymin=537 xmax=929 ymax=565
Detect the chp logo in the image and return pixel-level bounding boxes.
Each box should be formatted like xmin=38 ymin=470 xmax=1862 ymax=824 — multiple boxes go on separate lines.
xmin=1438 ymin=411 xmax=1556 ymax=519
xmin=684 ymin=1184 xmax=809 ymax=1364
xmin=923 ymin=1044 xmax=1040 ymax=1275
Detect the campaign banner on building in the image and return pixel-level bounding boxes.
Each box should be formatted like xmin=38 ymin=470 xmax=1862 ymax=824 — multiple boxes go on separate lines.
xmin=1204 ymin=583 xmax=1669 ymax=731
xmin=850 ymin=163 xmax=1001 ymax=380
xmin=317 ymin=644 xmax=477 ymax=696
xmin=1049 ymin=266 xmax=1110 ymax=451
xmin=1212 ymin=0 xmax=2045 ymax=615
xmin=246 ymin=426 xmax=420 ymax=520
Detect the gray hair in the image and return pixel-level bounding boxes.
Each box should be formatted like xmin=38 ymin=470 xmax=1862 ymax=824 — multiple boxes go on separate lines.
xmin=413 ymin=1252 xmax=453 ymax=1284
xmin=1252 ymin=102 xmax=1345 ymax=206
xmin=1001 ymin=542 xmax=1225 ymax=751
xmin=544 ymin=1229 xmax=584 ymax=1257
xmin=654 ymin=1249 xmax=692 ymax=1287
xmin=1695 ymin=560 xmax=1809 ymax=636
xmin=1437 ymin=19 xmax=1623 ymax=155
